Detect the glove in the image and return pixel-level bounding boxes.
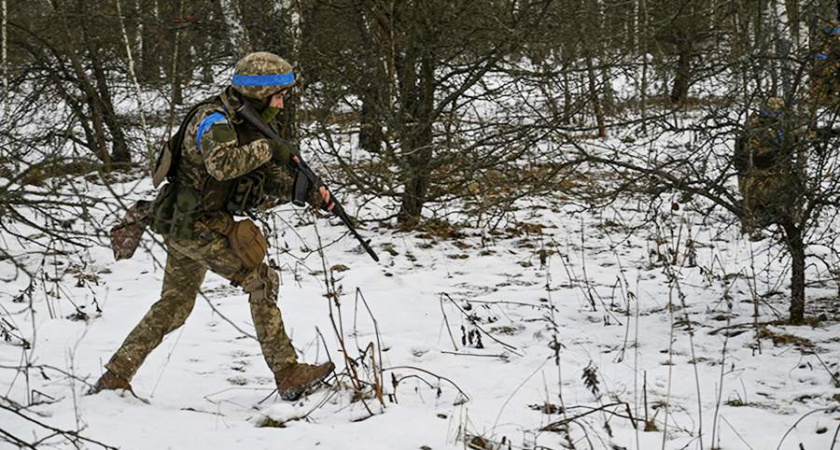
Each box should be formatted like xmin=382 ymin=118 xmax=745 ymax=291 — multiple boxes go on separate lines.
xmin=269 ymin=139 xmax=293 ymax=167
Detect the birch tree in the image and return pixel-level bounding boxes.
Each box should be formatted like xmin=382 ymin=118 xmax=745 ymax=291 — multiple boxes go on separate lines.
xmin=116 ymin=0 xmax=152 ymax=169
xmin=219 ymin=0 xmax=251 ymax=56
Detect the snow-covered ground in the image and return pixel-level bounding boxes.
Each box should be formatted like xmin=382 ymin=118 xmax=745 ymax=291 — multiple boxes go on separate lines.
xmin=2 ymin=164 xmax=840 ymax=450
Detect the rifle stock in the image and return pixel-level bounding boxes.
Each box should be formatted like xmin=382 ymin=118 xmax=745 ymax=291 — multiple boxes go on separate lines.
xmin=235 ymin=101 xmax=380 ymax=263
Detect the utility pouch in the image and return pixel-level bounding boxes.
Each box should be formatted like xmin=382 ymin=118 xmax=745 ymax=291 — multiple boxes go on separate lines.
xmin=292 ymin=170 xmax=313 ymax=207
xmin=227 ymin=171 xmax=266 ymax=213
xmin=204 ymin=212 xmax=234 ymax=236
xmin=228 ymin=220 xmax=267 ymax=269
xmin=150 ymin=183 xmax=178 ymax=235
xmin=171 ymin=188 xmax=202 ymax=240
xmin=110 ymin=200 xmax=153 ymax=260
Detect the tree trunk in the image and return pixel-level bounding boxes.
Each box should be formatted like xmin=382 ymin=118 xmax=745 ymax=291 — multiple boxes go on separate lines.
xmin=784 ymin=0 xmax=800 ymax=48
xmin=595 ymin=0 xmax=613 ymax=116
xmin=219 ymin=0 xmax=251 ymax=56
xmin=140 ymin=0 xmax=161 ymax=83
xmin=783 ymin=222 xmax=806 ymax=324
xmin=638 ymin=0 xmax=649 ymax=133
xmin=397 ymin=47 xmax=435 ymax=227
xmin=670 ymin=39 xmax=691 ymax=105
xmin=80 ymin=0 xmax=131 ymax=164
xmin=281 ymin=0 xmax=302 ymax=142
xmin=562 ymin=61 xmax=572 ymax=124
xmin=134 ymin=0 xmax=143 ymax=75
xmin=360 ymin=86 xmax=384 ymax=153
xmin=354 ymin=0 xmax=385 ymax=153
xmin=49 ymin=0 xmax=111 ymax=164
xmin=585 ymin=53 xmax=606 ymax=138
xmin=167 ymin=0 xmax=185 ymax=132
xmin=117 ymin=0 xmax=151 ymax=169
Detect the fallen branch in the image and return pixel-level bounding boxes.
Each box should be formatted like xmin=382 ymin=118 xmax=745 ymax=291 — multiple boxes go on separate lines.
xmin=0 ymin=402 xmax=118 ymax=449
xmin=541 ymin=401 xmax=639 ymax=432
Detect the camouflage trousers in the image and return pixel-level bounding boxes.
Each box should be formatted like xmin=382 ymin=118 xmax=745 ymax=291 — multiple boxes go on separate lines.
xmin=738 ymin=169 xmax=801 ymax=232
xmin=105 ymin=218 xmax=297 ymax=383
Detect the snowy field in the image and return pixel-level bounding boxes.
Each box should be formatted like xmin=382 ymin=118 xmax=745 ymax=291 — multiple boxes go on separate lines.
xmin=2 ymin=162 xmax=840 ymax=450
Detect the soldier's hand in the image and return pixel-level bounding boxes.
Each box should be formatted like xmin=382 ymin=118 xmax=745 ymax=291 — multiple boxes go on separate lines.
xmin=269 ymin=140 xmax=292 ymax=166
xmin=317 ymin=185 xmax=336 ymax=212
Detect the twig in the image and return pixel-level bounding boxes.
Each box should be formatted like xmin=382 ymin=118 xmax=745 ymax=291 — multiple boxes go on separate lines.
xmin=313 ymin=222 xmax=376 ymax=417
xmin=541 ymin=401 xmax=639 ymax=431
xmin=809 ymin=350 xmax=840 ymax=387
xmin=775 ymin=407 xmax=838 ymax=450
xmin=355 ymin=288 xmax=386 ymax=408
xmin=0 ymin=403 xmax=118 ymax=449
xmin=440 ymin=293 xmax=523 ymax=356
xmin=720 ymin=415 xmax=756 ymax=450
xmin=440 ymin=351 xmax=508 ymax=359
xmin=383 ymin=365 xmax=470 ymax=402
xmin=439 ymin=295 xmax=459 ymax=350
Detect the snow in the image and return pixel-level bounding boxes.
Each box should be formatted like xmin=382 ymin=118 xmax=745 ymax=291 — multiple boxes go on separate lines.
xmin=0 ymin=72 xmax=832 ymax=450
xmin=2 ymin=164 xmax=840 ymax=450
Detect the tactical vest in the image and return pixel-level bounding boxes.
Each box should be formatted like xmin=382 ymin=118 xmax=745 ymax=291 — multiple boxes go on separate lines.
xmin=150 ymin=93 xmax=270 ymax=239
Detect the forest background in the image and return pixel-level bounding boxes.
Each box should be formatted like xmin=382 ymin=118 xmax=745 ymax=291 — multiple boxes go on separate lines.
xmin=3 ymin=0 xmax=840 ymax=449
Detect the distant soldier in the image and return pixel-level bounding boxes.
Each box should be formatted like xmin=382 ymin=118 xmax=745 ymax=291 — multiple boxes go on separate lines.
xmin=811 ymin=23 xmax=840 ymax=108
xmin=95 ymin=52 xmax=335 ymax=400
xmin=734 ymin=97 xmax=807 ymax=234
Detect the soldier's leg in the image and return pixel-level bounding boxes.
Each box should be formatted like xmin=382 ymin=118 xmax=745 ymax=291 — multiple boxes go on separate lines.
xmin=173 ymin=234 xmax=298 ymax=379
xmin=239 ymin=263 xmax=298 ymax=377
xmin=237 ymin=263 xmax=332 ymax=400
xmin=105 ymin=248 xmax=206 ymax=381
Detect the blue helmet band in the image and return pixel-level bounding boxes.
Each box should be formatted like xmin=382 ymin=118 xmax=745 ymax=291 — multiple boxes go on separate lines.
xmin=232 ymin=72 xmax=295 ymax=87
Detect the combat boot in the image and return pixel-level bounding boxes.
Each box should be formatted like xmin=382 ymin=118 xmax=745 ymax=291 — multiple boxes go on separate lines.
xmin=88 ymin=370 xmax=133 ymax=395
xmin=276 ymin=361 xmax=335 ymax=401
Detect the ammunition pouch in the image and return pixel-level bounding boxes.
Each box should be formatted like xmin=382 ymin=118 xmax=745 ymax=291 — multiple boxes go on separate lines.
xmin=226 ymin=171 xmax=267 ymax=213
xmin=150 ymin=183 xmax=178 ymax=236
xmin=228 ymin=220 xmax=268 ymax=269
xmin=172 ymin=187 xmax=202 ymax=240
xmin=150 ymin=183 xmax=204 ymax=240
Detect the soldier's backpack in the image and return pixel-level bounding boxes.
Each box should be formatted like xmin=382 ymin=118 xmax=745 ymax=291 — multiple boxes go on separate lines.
xmin=153 ymin=99 xmax=217 ymax=188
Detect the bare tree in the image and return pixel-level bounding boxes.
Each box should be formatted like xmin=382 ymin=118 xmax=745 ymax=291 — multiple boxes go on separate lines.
xmin=219 ymin=0 xmax=251 ymax=56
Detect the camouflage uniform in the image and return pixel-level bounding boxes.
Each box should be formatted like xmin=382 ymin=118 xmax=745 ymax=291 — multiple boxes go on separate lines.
xmin=734 ymin=98 xmax=806 ymax=232
xmin=102 ymin=53 xmax=330 ymax=396
xmin=811 ymin=23 xmax=840 ymax=108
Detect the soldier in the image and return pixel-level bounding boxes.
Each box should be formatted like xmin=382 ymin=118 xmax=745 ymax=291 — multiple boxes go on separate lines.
xmin=734 ymin=97 xmax=806 ymax=235
xmin=93 ymin=52 xmax=335 ymax=401
xmin=811 ymin=23 xmax=840 ymax=109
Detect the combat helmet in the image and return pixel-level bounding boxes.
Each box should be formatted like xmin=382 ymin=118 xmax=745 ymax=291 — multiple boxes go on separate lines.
xmin=760 ymin=97 xmax=785 ymax=117
xmin=765 ymin=97 xmax=785 ymax=111
xmin=231 ymin=52 xmax=296 ymax=100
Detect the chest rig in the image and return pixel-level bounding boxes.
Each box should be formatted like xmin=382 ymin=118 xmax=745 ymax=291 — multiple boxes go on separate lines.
xmin=150 ymin=91 xmax=271 ymax=239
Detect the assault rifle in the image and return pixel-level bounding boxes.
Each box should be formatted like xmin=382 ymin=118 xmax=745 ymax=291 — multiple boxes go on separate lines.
xmin=235 ymin=101 xmax=380 ymax=263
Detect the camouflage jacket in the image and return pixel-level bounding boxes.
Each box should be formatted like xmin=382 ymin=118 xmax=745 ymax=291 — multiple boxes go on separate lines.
xmin=177 ymin=88 xmax=295 ymax=213
xmin=734 ymin=112 xmax=803 ymax=175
